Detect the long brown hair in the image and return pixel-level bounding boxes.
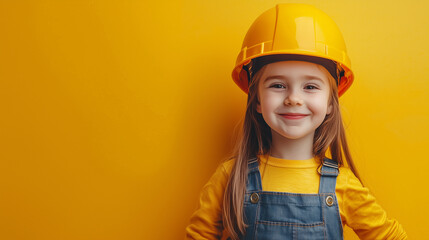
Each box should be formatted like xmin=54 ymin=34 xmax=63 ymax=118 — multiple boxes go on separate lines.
xmin=222 ymin=63 xmax=361 ymax=239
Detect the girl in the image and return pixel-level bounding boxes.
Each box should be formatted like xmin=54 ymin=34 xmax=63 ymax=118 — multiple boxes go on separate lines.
xmin=186 ymin=4 xmax=407 ymax=240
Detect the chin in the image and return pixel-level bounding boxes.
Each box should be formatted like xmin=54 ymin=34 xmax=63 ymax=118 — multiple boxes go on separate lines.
xmin=279 ymin=133 xmax=309 ymax=140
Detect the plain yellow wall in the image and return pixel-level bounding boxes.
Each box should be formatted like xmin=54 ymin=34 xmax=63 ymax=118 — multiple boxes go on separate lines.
xmin=0 ymin=0 xmax=427 ymax=239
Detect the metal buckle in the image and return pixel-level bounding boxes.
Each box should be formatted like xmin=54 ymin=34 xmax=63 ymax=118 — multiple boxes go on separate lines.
xmin=322 ymin=160 xmax=339 ymax=169
xmin=248 ymin=158 xmax=258 ymax=164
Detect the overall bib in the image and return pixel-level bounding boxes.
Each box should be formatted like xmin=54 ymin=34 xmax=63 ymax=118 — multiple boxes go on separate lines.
xmin=242 ymin=158 xmax=343 ymax=240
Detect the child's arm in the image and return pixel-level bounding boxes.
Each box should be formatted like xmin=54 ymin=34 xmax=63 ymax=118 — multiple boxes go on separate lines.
xmin=185 ymin=161 xmax=231 ymax=240
xmin=340 ymin=168 xmax=407 ymax=239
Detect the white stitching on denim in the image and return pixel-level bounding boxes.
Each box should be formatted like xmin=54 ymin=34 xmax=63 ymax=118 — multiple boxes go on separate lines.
xmin=257 ymin=220 xmax=324 ymax=227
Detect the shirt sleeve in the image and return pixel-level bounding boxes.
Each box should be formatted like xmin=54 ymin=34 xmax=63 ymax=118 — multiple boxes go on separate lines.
xmin=185 ymin=162 xmax=231 ymax=240
xmin=341 ymin=168 xmax=408 ymax=239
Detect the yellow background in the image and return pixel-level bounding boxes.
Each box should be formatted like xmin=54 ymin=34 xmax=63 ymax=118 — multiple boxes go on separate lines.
xmin=0 ymin=0 xmax=427 ymax=239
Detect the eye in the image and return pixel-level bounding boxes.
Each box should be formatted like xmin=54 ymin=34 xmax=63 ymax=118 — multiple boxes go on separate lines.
xmin=304 ymin=84 xmax=319 ymax=90
xmin=270 ymin=83 xmax=285 ymax=89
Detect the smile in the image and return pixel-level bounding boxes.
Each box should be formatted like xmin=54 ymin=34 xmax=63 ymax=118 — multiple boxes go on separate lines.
xmin=279 ymin=113 xmax=309 ymax=120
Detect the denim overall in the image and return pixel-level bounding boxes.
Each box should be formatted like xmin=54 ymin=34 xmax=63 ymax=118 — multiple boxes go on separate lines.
xmin=242 ymin=158 xmax=343 ymax=240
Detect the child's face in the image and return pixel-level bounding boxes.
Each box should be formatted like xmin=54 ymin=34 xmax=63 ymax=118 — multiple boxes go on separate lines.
xmin=256 ymin=61 xmax=333 ymax=142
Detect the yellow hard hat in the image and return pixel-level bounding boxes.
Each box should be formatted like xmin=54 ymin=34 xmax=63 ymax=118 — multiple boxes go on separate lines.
xmin=232 ymin=4 xmax=353 ymax=96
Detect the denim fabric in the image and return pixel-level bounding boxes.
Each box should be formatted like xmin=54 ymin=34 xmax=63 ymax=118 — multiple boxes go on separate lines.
xmin=242 ymin=158 xmax=343 ymax=240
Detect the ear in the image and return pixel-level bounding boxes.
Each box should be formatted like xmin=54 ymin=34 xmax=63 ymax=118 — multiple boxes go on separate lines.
xmin=255 ymin=93 xmax=262 ymax=113
xmin=256 ymin=102 xmax=262 ymax=113
xmin=326 ymin=103 xmax=333 ymax=115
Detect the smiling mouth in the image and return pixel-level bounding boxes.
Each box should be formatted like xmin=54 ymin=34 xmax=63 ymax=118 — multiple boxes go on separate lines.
xmin=280 ymin=113 xmax=309 ymax=120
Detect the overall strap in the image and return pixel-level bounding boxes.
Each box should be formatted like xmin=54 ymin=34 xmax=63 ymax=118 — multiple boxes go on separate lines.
xmin=319 ymin=158 xmax=344 ymax=239
xmin=319 ymin=158 xmax=339 ymax=193
xmin=246 ymin=157 xmax=262 ymax=191
xmin=242 ymin=157 xmax=262 ymax=240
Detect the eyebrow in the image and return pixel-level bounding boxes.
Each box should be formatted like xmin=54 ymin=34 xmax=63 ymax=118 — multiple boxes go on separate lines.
xmin=263 ymin=74 xmax=325 ymax=83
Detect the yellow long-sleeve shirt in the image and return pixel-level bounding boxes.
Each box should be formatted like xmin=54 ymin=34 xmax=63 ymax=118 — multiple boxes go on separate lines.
xmin=185 ymin=155 xmax=407 ymax=239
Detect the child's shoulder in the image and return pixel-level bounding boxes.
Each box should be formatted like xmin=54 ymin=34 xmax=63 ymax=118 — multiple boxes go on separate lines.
xmin=218 ymin=158 xmax=235 ymax=175
xmin=338 ymin=165 xmax=354 ymax=176
xmin=213 ymin=158 xmax=242 ymax=180
xmin=337 ymin=165 xmax=363 ymax=189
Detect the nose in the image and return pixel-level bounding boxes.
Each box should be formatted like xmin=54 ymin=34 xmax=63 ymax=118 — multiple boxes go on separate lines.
xmin=284 ymin=89 xmax=303 ymax=106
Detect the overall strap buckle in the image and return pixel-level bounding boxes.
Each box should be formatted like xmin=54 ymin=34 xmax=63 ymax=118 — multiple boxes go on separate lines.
xmin=247 ymin=157 xmax=259 ymax=172
xmin=323 ymin=160 xmax=339 ymax=169
xmin=319 ymin=158 xmax=339 ymax=177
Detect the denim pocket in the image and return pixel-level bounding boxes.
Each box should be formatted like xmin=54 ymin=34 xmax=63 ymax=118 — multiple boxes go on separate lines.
xmin=255 ymin=221 xmax=325 ymax=240
xmin=251 ymin=192 xmax=326 ymax=240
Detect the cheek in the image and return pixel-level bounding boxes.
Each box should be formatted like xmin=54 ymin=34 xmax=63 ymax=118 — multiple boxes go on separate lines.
xmin=260 ymin=94 xmax=282 ymax=112
xmin=309 ymin=97 xmax=330 ymax=116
